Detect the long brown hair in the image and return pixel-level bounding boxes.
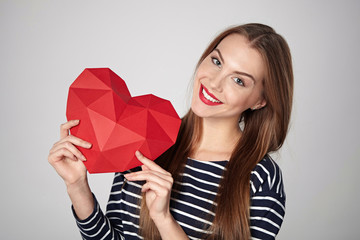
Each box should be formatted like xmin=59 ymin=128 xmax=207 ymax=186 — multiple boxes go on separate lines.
xmin=139 ymin=23 xmax=293 ymax=239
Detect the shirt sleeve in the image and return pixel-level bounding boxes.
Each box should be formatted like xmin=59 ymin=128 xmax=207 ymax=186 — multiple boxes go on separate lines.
xmin=249 ymin=156 xmax=286 ymax=239
xmin=250 ymin=190 xmax=286 ymax=239
xmin=72 ymin=193 xmax=123 ymax=240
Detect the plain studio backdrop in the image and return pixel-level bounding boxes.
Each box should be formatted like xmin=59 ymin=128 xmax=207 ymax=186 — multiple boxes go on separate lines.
xmin=1 ymin=0 xmax=359 ymax=239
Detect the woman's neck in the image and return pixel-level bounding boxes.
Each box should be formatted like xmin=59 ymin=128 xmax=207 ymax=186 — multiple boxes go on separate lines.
xmin=191 ymin=117 xmax=241 ymax=162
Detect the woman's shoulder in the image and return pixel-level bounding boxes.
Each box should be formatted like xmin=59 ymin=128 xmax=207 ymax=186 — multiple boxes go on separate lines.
xmin=250 ymin=155 xmax=285 ymax=198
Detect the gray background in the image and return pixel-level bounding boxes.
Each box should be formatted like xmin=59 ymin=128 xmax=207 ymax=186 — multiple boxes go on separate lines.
xmin=1 ymin=0 xmax=359 ymax=239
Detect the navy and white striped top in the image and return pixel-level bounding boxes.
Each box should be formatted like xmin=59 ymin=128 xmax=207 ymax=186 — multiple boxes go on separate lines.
xmin=73 ymin=155 xmax=285 ymax=239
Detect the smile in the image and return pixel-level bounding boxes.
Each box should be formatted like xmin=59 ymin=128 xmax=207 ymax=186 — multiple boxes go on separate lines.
xmin=199 ymin=84 xmax=223 ymax=106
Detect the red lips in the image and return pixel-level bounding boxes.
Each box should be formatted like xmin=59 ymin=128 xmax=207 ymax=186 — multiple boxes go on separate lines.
xmin=199 ymin=84 xmax=223 ymax=106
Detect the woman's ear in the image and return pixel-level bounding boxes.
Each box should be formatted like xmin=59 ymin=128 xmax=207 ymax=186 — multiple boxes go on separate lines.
xmin=251 ymin=98 xmax=267 ymax=110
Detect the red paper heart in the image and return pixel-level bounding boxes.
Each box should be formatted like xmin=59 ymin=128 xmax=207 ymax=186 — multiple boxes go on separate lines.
xmin=66 ymin=68 xmax=181 ymax=173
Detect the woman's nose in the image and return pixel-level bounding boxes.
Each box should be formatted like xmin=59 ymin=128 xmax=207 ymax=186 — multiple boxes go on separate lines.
xmin=209 ymin=72 xmax=224 ymax=92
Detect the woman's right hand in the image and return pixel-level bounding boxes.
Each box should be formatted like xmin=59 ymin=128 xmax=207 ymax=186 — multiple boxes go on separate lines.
xmin=48 ymin=120 xmax=92 ymax=188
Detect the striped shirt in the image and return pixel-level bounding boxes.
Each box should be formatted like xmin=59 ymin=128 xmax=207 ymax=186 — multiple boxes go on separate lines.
xmin=73 ymin=155 xmax=285 ymax=239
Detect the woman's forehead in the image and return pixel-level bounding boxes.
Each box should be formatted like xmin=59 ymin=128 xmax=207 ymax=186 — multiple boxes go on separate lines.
xmin=215 ymin=34 xmax=266 ymax=84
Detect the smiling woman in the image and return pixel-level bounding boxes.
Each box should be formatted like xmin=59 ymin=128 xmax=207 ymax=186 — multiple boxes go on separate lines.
xmin=48 ymin=23 xmax=293 ymax=240
xmin=191 ymin=34 xmax=267 ymax=124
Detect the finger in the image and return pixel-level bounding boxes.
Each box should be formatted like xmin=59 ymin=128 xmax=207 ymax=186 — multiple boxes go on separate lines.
xmin=127 ymin=170 xmax=172 ymax=182
xmin=141 ymin=164 xmax=150 ymax=171
xmin=49 ymin=148 xmax=78 ymax=164
xmin=141 ymin=181 xmax=169 ymax=197
xmin=135 ymin=151 xmax=170 ymax=176
xmin=55 ymin=135 xmax=92 ymax=150
xmin=125 ymin=171 xmax=173 ymax=188
xmin=50 ymin=141 xmax=87 ymax=161
xmin=60 ymin=120 xmax=80 ymax=139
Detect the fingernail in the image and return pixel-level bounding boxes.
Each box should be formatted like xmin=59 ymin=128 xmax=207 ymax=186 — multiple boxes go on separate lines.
xmin=81 ymin=155 xmax=86 ymax=161
xmin=86 ymin=142 xmax=92 ymax=148
xmin=74 ymin=119 xmax=80 ymax=123
xmin=135 ymin=150 xmax=141 ymax=156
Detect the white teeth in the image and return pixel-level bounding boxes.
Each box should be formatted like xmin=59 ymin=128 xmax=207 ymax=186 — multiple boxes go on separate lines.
xmin=202 ymin=89 xmax=221 ymax=103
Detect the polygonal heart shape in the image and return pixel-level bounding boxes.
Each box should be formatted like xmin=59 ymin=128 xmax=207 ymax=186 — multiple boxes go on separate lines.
xmin=66 ymin=68 xmax=181 ymax=173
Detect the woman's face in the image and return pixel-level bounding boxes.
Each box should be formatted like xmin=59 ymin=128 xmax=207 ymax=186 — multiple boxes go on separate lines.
xmin=191 ymin=34 xmax=267 ymax=123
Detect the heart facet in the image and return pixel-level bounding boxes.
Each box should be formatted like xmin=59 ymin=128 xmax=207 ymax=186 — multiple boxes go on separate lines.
xmin=66 ymin=68 xmax=181 ymax=173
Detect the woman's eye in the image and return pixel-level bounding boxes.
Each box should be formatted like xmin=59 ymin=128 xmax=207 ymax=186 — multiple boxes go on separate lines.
xmin=211 ymin=57 xmax=221 ymax=67
xmin=233 ymin=77 xmax=245 ymax=86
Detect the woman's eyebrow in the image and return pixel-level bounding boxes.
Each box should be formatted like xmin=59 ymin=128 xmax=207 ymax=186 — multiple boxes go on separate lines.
xmin=234 ymin=70 xmax=256 ymax=83
xmin=214 ymin=48 xmax=256 ymax=83
xmin=214 ymin=49 xmax=225 ymax=64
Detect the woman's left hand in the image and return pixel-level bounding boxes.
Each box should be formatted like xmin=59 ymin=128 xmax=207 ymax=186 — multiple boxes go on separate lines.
xmin=125 ymin=151 xmax=174 ymax=224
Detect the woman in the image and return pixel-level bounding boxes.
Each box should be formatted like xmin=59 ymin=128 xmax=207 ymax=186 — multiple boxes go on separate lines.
xmin=49 ymin=23 xmax=293 ymax=239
